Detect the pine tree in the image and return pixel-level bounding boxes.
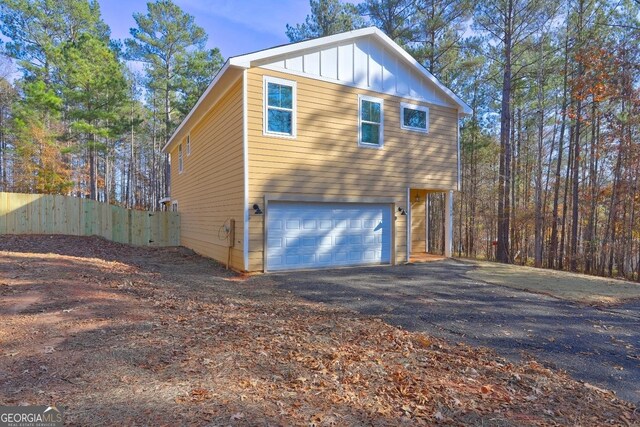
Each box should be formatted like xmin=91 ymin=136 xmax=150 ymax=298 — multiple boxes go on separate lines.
xmin=286 ymin=0 xmax=364 ymax=42
xmin=125 ymin=0 xmax=222 ymax=199
xmin=58 ymin=34 xmax=128 ymax=200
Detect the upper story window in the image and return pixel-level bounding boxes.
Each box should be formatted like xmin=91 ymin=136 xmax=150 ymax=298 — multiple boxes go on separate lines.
xmin=358 ymin=95 xmax=384 ymax=148
xmin=178 ymin=143 xmax=183 ymax=173
xmin=264 ymin=76 xmax=296 ymax=138
xmin=171 ymin=201 xmax=178 ymax=212
xmin=186 ymin=134 xmax=191 ymax=155
xmin=401 ymin=103 xmax=429 ymax=133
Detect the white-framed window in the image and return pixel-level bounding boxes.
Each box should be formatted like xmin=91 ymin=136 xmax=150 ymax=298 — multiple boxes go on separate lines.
xmin=358 ymin=94 xmax=384 ymax=148
xmin=400 ymin=102 xmax=429 ymax=133
xmin=171 ymin=201 xmax=178 ymax=212
xmin=186 ymin=134 xmax=191 ymax=156
xmin=263 ymin=76 xmax=296 ymax=138
xmin=178 ymin=143 xmax=183 ymax=173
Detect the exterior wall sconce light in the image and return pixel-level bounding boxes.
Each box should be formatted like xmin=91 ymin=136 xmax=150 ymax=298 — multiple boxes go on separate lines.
xmin=415 ymin=194 xmax=421 ymax=202
xmin=253 ymin=204 xmax=263 ymax=215
xmin=398 ymin=207 xmax=407 ymax=215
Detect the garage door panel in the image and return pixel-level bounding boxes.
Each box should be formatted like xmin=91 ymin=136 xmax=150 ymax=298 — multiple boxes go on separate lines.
xmin=285 ymin=237 xmax=300 ymax=248
xmin=268 ymin=255 xmax=283 ymax=267
xmin=363 ymin=219 xmax=376 ymax=228
xmin=286 ymin=254 xmax=301 ymax=264
xmin=334 ymin=251 xmax=348 ymax=262
xmin=319 ymin=220 xmax=332 ymax=229
xmin=334 ymin=219 xmax=348 ymax=229
xmin=267 ymin=238 xmax=282 ymax=248
xmin=300 ymin=237 xmax=314 ymax=246
xmin=286 ymin=220 xmax=301 ymax=230
xmin=267 ymin=202 xmax=392 ymax=271
xmin=349 ymin=250 xmax=363 ymax=261
xmin=349 ymin=235 xmax=363 ymax=245
xmin=302 ymin=254 xmax=316 ymax=263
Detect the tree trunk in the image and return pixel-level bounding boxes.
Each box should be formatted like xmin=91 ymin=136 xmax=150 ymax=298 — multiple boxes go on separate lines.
xmin=549 ymin=31 xmax=570 ymax=268
xmin=496 ymin=1 xmax=513 ymax=263
xmin=584 ymin=101 xmax=599 ymax=273
xmin=560 ymin=122 xmax=575 ymax=270
xmin=569 ymin=98 xmax=581 ymax=272
xmin=534 ymin=40 xmax=545 ymax=267
xmin=89 ymin=137 xmax=97 ymax=200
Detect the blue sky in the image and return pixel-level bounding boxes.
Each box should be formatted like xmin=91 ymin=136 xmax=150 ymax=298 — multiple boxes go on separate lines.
xmin=99 ymin=0 xmax=311 ymax=58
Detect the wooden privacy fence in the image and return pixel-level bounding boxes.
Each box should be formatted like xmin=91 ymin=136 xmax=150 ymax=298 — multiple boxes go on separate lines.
xmin=0 ymin=192 xmax=180 ymax=246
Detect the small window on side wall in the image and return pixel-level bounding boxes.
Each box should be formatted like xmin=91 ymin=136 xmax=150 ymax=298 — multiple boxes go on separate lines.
xmin=401 ymin=103 xmax=429 ymax=133
xmin=264 ymin=76 xmax=296 ymax=138
xmin=178 ymin=143 xmax=183 ymax=173
xmin=358 ymin=95 xmax=384 ymax=148
xmin=186 ymin=134 xmax=191 ymax=155
xmin=171 ymin=201 xmax=178 ymax=212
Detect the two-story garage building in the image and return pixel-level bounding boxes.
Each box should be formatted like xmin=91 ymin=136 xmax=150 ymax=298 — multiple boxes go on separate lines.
xmin=162 ymin=27 xmax=471 ymax=272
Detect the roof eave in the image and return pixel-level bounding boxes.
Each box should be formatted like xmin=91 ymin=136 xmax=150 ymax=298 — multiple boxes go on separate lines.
xmin=459 ymin=107 xmax=473 ymax=116
xmin=163 ymin=60 xmax=242 ymax=153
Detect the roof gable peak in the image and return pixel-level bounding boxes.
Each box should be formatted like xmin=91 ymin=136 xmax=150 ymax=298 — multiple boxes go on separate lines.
xmin=230 ymin=27 xmax=471 ymax=115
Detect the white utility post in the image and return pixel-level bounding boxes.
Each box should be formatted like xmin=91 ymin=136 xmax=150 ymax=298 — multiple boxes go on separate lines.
xmin=444 ymin=190 xmax=453 ymax=257
xmin=406 ymin=187 xmax=411 ymax=262
xmin=425 ymin=194 xmax=429 ymax=253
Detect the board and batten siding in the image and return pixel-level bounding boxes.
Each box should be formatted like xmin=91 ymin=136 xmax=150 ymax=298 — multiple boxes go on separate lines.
xmin=259 ymin=35 xmax=453 ymax=108
xmin=170 ymin=78 xmax=245 ymax=270
xmin=246 ymin=68 xmax=459 ymax=271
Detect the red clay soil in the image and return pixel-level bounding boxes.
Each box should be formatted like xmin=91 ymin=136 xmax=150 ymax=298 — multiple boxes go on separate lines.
xmin=0 ymin=235 xmax=637 ymax=426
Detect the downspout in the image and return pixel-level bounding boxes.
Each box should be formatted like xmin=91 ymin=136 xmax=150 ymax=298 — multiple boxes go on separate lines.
xmin=406 ymin=187 xmax=411 ymax=262
xmin=242 ymin=69 xmax=249 ymax=271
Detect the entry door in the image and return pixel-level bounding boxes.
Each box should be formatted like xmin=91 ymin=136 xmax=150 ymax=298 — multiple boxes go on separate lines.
xmin=266 ymin=202 xmax=392 ymax=271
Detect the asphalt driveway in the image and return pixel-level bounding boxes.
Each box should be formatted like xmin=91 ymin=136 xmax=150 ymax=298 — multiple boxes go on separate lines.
xmin=269 ymin=260 xmax=640 ymax=405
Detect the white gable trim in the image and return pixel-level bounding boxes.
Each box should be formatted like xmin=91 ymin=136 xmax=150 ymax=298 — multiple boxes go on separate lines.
xmin=163 ymin=60 xmax=241 ymax=153
xmin=230 ymin=27 xmax=471 ymax=116
xmin=229 ymin=28 xmax=379 ymax=67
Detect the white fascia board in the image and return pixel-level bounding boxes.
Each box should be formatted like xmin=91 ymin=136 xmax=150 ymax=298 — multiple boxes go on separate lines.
xmin=163 ymin=60 xmax=233 ymax=153
xmin=229 ymin=27 xmax=378 ymax=68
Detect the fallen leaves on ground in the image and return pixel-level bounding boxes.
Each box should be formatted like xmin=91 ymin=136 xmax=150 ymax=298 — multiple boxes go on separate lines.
xmin=0 ymin=235 xmax=636 ymax=426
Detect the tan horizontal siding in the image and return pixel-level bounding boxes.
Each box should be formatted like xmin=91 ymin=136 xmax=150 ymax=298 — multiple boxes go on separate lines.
xmin=247 ymin=68 xmax=458 ymax=192
xmin=246 ymin=135 xmax=457 ymax=156
xmin=170 ymin=79 xmax=245 ymax=270
xmin=246 ymin=67 xmax=459 ymax=271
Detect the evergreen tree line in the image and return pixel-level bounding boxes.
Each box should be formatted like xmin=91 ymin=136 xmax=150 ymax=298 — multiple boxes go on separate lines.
xmin=1 ymin=0 xmax=639 ymax=279
xmin=0 ymin=0 xmax=222 ymax=209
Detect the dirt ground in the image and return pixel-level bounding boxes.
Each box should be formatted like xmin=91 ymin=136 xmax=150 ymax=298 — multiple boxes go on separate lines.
xmin=0 ymin=235 xmax=637 ymax=426
xmin=464 ymin=260 xmax=640 ymax=305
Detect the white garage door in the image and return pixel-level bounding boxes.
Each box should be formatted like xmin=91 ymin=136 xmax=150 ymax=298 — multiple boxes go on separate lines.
xmin=266 ymin=202 xmax=392 ymax=271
